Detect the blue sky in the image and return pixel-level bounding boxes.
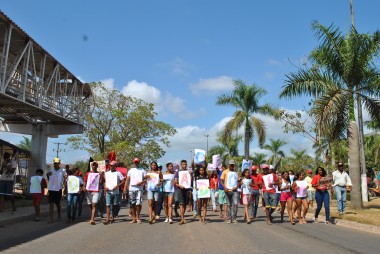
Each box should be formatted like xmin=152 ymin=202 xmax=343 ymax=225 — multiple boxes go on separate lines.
xmin=1 ymin=0 xmax=380 ymax=166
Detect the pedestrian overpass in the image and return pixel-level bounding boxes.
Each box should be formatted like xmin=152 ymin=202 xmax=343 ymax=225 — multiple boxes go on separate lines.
xmin=0 ymin=11 xmax=91 ymax=175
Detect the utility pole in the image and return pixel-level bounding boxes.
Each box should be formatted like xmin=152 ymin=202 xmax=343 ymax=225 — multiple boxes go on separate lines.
xmin=350 ymin=0 xmax=368 ymax=202
xmin=53 ymin=142 xmax=65 ymax=158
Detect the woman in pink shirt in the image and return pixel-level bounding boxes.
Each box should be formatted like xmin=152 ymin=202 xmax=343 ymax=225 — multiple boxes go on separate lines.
xmin=292 ymin=171 xmax=309 ymax=224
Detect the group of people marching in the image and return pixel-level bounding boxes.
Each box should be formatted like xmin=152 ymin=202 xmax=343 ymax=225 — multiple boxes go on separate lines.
xmin=28 ymin=156 xmax=353 ymax=226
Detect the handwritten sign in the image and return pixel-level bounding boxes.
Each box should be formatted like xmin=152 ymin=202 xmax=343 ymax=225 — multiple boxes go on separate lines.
xmin=319 ymin=176 xmax=333 ymax=189
xmin=197 ymin=179 xmax=210 ymax=198
xmin=48 ymin=174 xmax=62 ymax=191
xmin=105 ymin=172 xmax=118 ymax=190
xmin=194 ymin=149 xmax=206 ymax=164
xmin=226 ymin=172 xmax=238 ymax=189
xmin=163 ymin=174 xmax=174 ymax=192
xmin=179 ymin=171 xmax=191 ymax=189
xmin=262 ymin=174 xmax=274 ymax=190
xmin=242 ymin=159 xmax=252 ymax=172
xmin=242 ymin=179 xmax=252 ymax=194
xmin=212 ymin=154 xmax=222 ymax=168
xmin=86 ymin=173 xmax=100 ymax=191
xmin=130 ymin=169 xmax=143 ymax=186
xmin=30 ymin=176 xmax=42 ymax=194
xmin=67 ymin=176 xmax=80 ymax=194
xmin=147 ymin=173 xmax=159 ymax=191
xmin=207 ymin=163 xmax=216 ymax=171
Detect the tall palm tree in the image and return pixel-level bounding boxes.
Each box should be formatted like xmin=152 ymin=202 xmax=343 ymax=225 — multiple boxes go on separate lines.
xmin=263 ymin=138 xmax=287 ymax=165
xmin=280 ymin=21 xmax=380 ymax=209
xmin=216 ymin=80 xmax=278 ymax=160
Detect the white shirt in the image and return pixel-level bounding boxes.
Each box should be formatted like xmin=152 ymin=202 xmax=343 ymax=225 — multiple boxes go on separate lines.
xmin=49 ymin=168 xmax=67 ymax=190
xmin=332 ymin=170 xmax=352 ymax=187
xmin=0 ymin=158 xmax=17 ymax=181
xmin=127 ymin=167 xmax=146 ymax=191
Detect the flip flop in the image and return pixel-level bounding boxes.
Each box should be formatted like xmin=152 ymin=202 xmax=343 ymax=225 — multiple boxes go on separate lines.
xmin=130 ymin=220 xmax=136 ymax=224
xmin=137 ymin=220 xmax=142 ymax=224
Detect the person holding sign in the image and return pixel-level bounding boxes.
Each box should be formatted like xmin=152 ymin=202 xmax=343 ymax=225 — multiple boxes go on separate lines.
xmin=332 ymin=162 xmax=352 ymax=215
xmin=174 ymin=160 xmax=192 ymax=225
xmin=146 ymin=161 xmax=163 ymax=224
xmin=46 ymin=158 xmax=67 ymax=224
xmin=103 ymin=161 xmax=125 ymax=225
xmin=220 ymin=160 xmax=240 ymax=224
xmin=30 ymin=169 xmax=47 ymax=222
xmin=195 ymin=166 xmax=210 ymax=223
xmin=124 ymin=158 xmax=147 ymax=224
xmin=311 ymin=166 xmax=331 ymax=224
xmin=65 ymin=168 xmax=84 ymax=223
xmin=250 ymin=165 xmax=262 ymax=220
xmin=261 ymin=164 xmax=279 ymax=225
xmin=292 ymin=171 xmax=309 ymax=224
xmin=83 ymin=162 xmax=103 ymax=225
xmin=162 ymin=162 xmax=175 ymax=224
xmin=241 ymin=169 xmax=253 ymax=224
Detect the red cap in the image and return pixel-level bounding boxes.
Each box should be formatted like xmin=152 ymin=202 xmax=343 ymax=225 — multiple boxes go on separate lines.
xmin=307 ymin=169 xmax=312 ymax=174
xmin=110 ymin=160 xmax=118 ymax=166
xmin=261 ymin=164 xmax=269 ymax=169
xmin=251 ymin=165 xmax=258 ymax=170
xmin=133 ymin=158 xmax=140 ymax=163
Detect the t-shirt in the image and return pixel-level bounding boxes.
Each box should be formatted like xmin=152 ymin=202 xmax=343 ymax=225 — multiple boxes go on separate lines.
xmin=251 ymin=173 xmax=263 ymax=190
xmin=49 ymin=168 xmax=67 ymax=190
xmin=0 ymin=158 xmax=17 ymax=181
xmin=105 ymin=170 xmax=124 ymax=194
xmin=305 ymin=176 xmax=315 ymax=191
xmin=127 ymin=167 xmax=147 ymax=191
xmin=209 ymin=177 xmax=218 ymax=190
xmin=262 ymin=173 xmax=278 ymax=194
xmin=295 ymin=179 xmax=308 ymax=198
xmin=311 ymin=174 xmax=329 ymax=191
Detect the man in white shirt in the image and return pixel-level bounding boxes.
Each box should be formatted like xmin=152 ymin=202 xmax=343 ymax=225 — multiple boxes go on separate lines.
xmin=124 ymin=158 xmax=146 ymax=224
xmin=47 ymin=158 xmax=67 ymax=223
xmin=332 ymin=162 xmax=352 ymax=215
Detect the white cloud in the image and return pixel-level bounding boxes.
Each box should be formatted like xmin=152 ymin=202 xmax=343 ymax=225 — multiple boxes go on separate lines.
xmin=121 ymin=80 xmax=161 ymax=105
xmin=101 ymin=78 xmax=116 ymax=90
xmin=190 ymin=76 xmax=234 ymax=96
xmin=157 ymin=57 xmax=195 ymax=76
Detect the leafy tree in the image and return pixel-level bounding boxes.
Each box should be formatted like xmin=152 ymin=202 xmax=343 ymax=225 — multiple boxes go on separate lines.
xmin=280 ymin=21 xmax=380 ymax=208
xmin=216 ymin=80 xmax=278 ymax=160
xmin=68 ymin=82 xmax=176 ymax=163
xmin=251 ymin=152 xmax=267 ymax=166
xmin=207 ymin=130 xmax=241 ymax=165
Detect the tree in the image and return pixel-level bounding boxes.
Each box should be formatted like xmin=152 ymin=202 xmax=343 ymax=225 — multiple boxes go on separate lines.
xmin=263 ymin=138 xmax=287 ymax=166
xmin=67 ymin=82 xmax=177 ymax=163
xmin=17 ymin=136 xmax=31 ymax=151
xmin=251 ymin=152 xmax=267 ymax=166
xmin=216 ymin=80 xmax=278 ymax=160
xmin=207 ymin=130 xmax=241 ymax=165
xmin=280 ymin=21 xmax=380 ymax=208
xmin=281 ymin=149 xmax=315 ymax=173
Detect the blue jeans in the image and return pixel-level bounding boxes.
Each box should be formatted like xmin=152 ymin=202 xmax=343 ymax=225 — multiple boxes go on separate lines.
xmin=334 ymin=186 xmax=347 ymax=212
xmin=157 ymin=191 xmax=163 ymax=215
xmin=250 ymin=189 xmax=260 ymax=218
xmin=225 ymin=191 xmax=238 ymax=221
xmin=210 ymin=189 xmax=217 ymax=210
xmin=67 ymin=193 xmax=79 ymax=220
xmin=315 ymin=190 xmax=330 ymax=221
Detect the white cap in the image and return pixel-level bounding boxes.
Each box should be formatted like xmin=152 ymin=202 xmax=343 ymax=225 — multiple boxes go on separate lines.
xmin=269 ymin=165 xmax=274 ymax=169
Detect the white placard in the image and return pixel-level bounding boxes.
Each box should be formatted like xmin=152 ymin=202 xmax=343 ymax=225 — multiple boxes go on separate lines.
xmin=67 ymin=176 xmax=80 ymax=193
xmin=105 ymin=171 xmax=118 ymax=190
xmin=130 ymin=169 xmax=143 ymax=185
xmin=242 ymin=179 xmax=252 ymax=194
xmin=226 ymin=171 xmax=238 ymax=189
xmin=178 ymin=171 xmax=191 ymax=189
xmin=86 ymin=173 xmax=100 ymax=191
xmin=194 ymin=149 xmax=206 ymax=164
xmin=262 ymin=174 xmax=274 ymax=190
xmin=30 ymin=176 xmax=42 ymax=194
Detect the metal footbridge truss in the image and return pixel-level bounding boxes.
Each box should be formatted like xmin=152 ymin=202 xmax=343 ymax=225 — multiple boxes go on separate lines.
xmin=0 ymin=11 xmax=91 ymax=126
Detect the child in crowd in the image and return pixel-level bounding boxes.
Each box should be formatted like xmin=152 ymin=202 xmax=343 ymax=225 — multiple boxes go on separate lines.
xmin=241 ymin=168 xmax=253 ymax=224
xmin=31 ymin=169 xmax=47 ymax=222
xmin=195 ymin=166 xmax=209 ymax=223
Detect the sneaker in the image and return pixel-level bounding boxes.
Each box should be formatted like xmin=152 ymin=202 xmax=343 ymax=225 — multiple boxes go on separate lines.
xmin=314 ymin=218 xmax=318 ymax=223
xmin=233 ymin=219 xmax=238 ymax=224
xmin=169 ymin=219 xmax=173 ymax=224
xmin=226 ymin=220 xmax=231 ymax=224
xmin=164 ymin=218 xmax=169 ymax=223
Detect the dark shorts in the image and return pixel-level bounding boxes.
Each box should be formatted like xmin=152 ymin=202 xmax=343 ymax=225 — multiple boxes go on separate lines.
xmin=263 ymin=192 xmax=277 ymax=209
xmin=177 ymin=189 xmax=191 ymax=205
xmin=0 ymin=180 xmax=14 ymax=196
xmin=48 ymin=190 xmax=62 ymax=205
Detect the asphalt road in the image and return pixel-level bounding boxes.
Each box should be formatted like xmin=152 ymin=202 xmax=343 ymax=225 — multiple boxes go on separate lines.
xmin=0 ymin=200 xmax=378 ymax=254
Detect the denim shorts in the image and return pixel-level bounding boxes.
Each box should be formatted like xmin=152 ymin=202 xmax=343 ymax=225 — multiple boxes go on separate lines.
xmin=147 ymin=190 xmax=159 ymax=201
xmin=263 ymin=192 xmax=277 ymax=208
xmin=0 ymin=180 xmax=14 ymax=196
xmin=106 ymin=192 xmax=119 ymax=206
xmin=163 ymin=192 xmax=174 ymax=197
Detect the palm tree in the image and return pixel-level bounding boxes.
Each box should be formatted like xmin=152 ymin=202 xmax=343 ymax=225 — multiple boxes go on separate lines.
xmin=208 ymin=130 xmax=242 ymax=165
xmin=263 ymin=138 xmax=287 ymax=166
xmin=17 ymin=136 xmax=31 ymax=151
xmin=216 ymin=80 xmax=278 ymax=160
xmin=280 ymin=21 xmax=380 ymax=209
xmin=251 ymin=152 xmax=267 ymax=166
